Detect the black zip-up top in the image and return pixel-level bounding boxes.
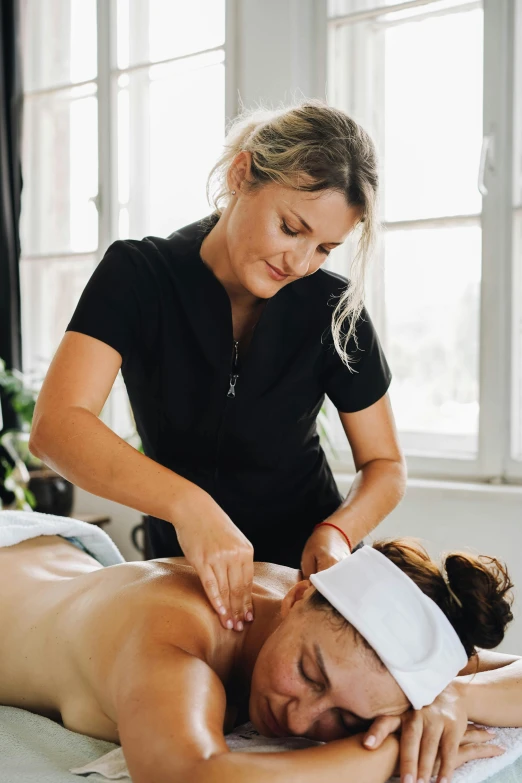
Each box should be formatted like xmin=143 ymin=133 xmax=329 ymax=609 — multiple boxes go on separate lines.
xmin=66 ymin=217 xmax=392 ymax=566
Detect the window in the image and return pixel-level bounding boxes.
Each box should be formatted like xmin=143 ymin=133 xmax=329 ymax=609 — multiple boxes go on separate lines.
xmin=20 ymin=0 xmax=227 ymax=436
xmin=327 ymin=0 xmax=521 ymax=482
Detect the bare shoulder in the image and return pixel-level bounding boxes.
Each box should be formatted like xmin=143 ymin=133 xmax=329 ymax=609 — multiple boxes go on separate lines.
xmin=113 ymin=640 xmax=229 ymax=783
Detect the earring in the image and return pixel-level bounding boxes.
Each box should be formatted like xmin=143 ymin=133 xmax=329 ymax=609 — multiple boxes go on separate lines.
xmin=231 ymin=190 xmax=236 ymax=195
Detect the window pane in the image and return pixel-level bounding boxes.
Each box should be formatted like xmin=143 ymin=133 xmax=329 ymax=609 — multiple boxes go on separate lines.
xmin=385 ymin=225 xmax=481 ymax=453
xmin=117 ymin=50 xmax=225 ymax=238
xmin=117 ymin=0 xmax=225 ymax=69
xmin=383 ymin=7 xmax=483 ymax=221
xmin=21 ymin=86 xmax=98 ymax=256
xmin=20 ymin=257 xmax=97 ymax=376
xmin=24 ymin=0 xmax=97 ymax=91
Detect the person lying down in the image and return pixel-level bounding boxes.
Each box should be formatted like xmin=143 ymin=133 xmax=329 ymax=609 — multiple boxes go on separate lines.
xmin=0 ymin=514 xmax=520 ymax=783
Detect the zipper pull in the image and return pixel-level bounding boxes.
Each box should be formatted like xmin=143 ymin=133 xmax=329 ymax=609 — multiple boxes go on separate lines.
xmin=227 ymin=374 xmax=239 ymax=398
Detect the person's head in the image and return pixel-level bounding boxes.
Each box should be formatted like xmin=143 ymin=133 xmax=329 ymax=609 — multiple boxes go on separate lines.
xmin=206 ymin=100 xmax=379 ymax=366
xmin=248 ymin=538 xmax=513 ymax=742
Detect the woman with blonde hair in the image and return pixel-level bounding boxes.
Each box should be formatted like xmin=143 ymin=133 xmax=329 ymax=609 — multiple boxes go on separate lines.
xmin=30 ymin=100 xmax=405 ymax=633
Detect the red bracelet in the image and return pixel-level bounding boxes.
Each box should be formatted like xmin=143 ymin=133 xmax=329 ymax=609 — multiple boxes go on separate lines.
xmin=314 ymin=522 xmax=352 ymax=553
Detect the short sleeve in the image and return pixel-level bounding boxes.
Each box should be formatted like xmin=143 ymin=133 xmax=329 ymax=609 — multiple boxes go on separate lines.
xmin=66 ymin=241 xmax=145 ymax=364
xmin=321 ymin=307 xmax=392 ymax=413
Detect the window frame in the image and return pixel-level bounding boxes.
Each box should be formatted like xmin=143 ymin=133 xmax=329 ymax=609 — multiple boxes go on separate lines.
xmin=326 ymin=0 xmax=520 ymax=484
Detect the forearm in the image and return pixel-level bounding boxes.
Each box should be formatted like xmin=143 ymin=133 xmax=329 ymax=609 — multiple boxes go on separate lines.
xmin=324 ymin=458 xmax=407 ymax=546
xmin=29 ymin=406 xmax=216 ymax=527
xmin=457 ymin=659 xmax=522 ymax=726
xmin=194 ymin=735 xmax=399 ymax=783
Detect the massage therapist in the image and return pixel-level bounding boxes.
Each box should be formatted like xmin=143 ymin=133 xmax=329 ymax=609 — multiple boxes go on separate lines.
xmin=29 ymin=101 xmax=407 ymax=632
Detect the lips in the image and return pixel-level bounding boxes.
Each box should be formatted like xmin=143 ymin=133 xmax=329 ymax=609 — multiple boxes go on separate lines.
xmin=265 ymin=261 xmax=289 ymax=281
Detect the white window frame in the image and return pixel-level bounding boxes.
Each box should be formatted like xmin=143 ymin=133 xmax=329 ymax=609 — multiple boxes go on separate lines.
xmin=326 ymin=0 xmax=521 ymax=484
xmin=21 ymin=0 xmax=234 ymax=431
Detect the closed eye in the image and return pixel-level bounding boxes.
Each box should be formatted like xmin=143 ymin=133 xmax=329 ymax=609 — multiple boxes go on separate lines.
xmin=298 ymin=658 xmax=323 ymax=692
xmin=280 ymin=220 xmax=331 ymax=256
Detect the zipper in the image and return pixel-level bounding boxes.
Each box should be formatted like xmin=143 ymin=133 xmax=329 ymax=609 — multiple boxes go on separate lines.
xmin=214 ymin=339 xmax=240 ymax=495
xmin=227 ymin=339 xmax=240 ymax=398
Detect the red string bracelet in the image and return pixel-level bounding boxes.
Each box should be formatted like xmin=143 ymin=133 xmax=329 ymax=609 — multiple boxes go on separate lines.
xmin=314 ymin=522 xmax=352 ymax=553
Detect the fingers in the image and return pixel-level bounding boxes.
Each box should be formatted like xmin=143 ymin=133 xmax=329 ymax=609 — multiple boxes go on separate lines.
xmin=416 ymin=724 xmax=445 ymax=783
xmin=200 ymin=563 xmax=237 ymax=629
xmin=228 ymin=562 xmax=247 ymax=631
xmin=420 ymin=729 xmax=454 ymax=783
xmin=453 ymin=740 xmax=504 ymax=770
xmin=363 ymin=715 xmax=402 ymax=749
xmin=200 ymin=564 xmax=232 ymax=629
xmin=243 ymin=560 xmax=255 ymax=623
xmin=460 ymin=726 xmax=497 ymax=745
xmin=399 ymin=715 xmax=424 ymax=783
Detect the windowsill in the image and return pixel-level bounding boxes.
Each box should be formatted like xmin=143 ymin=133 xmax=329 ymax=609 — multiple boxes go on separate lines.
xmin=333 ymin=472 xmax=522 ymax=502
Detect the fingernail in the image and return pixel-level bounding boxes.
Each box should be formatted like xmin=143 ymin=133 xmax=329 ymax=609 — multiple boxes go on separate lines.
xmin=417 ymin=778 xmax=424 ymax=783
xmin=440 ymin=778 xmax=448 ymax=783
xmin=219 ymin=606 xmax=227 ymax=615
xmin=486 ymin=727 xmax=496 ymax=734
xmin=246 ymin=611 xmax=254 ymax=622
xmin=364 ymin=735 xmax=376 ymax=747
xmin=236 ymin=621 xmax=244 ymax=631
xmin=226 ymin=619 xmax=233 ymax=629
xmin=403 ymin=775 xmax=413 ymax=783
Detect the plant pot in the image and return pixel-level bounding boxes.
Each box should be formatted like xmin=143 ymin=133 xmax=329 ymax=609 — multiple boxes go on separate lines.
xmin=28 ymin=468 xmax=75 ymax=516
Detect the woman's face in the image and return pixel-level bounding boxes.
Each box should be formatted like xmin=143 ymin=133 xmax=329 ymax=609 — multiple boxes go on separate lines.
xmin=249 ymin=585 xmax=409 ymax=742
xmin=222 ymin=155 xmax=363 ymax=299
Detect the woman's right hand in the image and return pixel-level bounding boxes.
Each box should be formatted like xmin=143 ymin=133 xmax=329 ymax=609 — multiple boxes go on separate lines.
xmin=174 ymin=494 xmax=254 ymax=631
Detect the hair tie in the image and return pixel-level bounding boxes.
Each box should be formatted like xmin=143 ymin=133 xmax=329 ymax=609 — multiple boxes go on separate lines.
xmin=442 ymin=571 xmax=463 ymax=609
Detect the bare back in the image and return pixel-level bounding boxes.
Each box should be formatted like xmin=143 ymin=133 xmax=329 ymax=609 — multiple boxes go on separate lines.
xmin=0 ymin=535 xmax=298 ymax=742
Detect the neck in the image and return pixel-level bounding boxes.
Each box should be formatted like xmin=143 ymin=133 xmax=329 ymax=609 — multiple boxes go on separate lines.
xmin=231 ymin=592 xmax=283 ymax=687
xmin=200 ymin=213 xmax=260 ymax=310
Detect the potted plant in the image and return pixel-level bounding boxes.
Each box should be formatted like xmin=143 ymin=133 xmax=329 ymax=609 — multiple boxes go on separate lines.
xmin=0 ymin=358 xmax=75 ymax=515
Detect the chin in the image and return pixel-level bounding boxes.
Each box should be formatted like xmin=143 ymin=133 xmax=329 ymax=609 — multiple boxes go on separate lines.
xmin=243 ymin=269 xmax=288 ymax=299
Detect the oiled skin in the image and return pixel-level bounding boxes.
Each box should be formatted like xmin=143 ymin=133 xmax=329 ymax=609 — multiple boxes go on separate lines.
xmin=0 ymin=535 xmax=297 ymax=741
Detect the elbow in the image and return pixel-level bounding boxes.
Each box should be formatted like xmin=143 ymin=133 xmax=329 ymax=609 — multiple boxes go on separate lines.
xmin=28 ymin=412 xmax=60 ymax=464
xmin=28 ymin=423 xmax=44 ymax=461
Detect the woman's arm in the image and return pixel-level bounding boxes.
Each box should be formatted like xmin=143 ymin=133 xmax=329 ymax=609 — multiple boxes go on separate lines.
xmin=456 ymin=650 xmax=522 ymax=727
xmin=330 ymin=393 xmax=407 ymax=545
xmin=302 ymin=394 xmax=406 ymax=575
xmin=29 ymin=331 xmax=254 ymax=628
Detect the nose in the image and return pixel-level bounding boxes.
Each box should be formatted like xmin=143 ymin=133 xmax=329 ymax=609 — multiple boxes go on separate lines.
xmin=285 ymin=696 xmax=323 ymax=737
xmin=285 ymin=242 xmax=316 ymax=278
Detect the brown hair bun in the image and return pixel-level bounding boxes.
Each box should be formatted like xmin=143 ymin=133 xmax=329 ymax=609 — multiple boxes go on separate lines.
xmin=372 ymin=539 xmax=514 ymax=658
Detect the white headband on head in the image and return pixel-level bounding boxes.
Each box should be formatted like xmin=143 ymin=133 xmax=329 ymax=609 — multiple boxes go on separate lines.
xmin=309 ymin=546 xmax=468 ymax=709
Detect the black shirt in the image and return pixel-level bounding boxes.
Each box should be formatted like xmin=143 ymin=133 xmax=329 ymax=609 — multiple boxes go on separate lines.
xmin=66 ymin=216 xmax=391 ymax=567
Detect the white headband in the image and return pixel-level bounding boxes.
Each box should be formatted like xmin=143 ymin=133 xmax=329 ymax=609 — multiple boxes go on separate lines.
xmin=309 ymin=546 xmax=468 ymax=709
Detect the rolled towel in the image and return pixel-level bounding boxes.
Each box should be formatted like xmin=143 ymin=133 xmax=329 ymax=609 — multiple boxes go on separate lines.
xmin=71 ymin=723 xmax=522 ymax=783
xmin=0 ymin=509 xmax=125 ymax=566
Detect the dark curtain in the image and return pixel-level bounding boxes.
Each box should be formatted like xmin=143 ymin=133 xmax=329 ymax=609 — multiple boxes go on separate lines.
xmin=0 ymin=0 xmax=23 ymax=433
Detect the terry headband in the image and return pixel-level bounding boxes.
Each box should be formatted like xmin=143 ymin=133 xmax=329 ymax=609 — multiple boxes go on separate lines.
xmin=309 ymin=546 xmax=468 ymax=709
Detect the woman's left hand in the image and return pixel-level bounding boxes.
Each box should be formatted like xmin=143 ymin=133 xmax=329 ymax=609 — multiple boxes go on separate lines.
xmin=301 ymin=523 xmax=351 ymax=578
xmin=361 ymin=681 xmax=469 ymax=783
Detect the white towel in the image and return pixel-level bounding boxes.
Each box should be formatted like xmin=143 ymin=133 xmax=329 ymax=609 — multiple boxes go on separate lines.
xmin=71 ymin=724 xmax=522 ymax=782
xmin=0 ymin=510 xmax=125 ymax=566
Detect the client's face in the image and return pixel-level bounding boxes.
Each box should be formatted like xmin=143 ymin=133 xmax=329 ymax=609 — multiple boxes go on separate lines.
xmin=249 ymin=585 xmax=410 ymax=741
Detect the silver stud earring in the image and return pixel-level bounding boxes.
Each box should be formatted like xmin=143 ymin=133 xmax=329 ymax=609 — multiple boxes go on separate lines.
xmin=231 ymin=190 xmax=236 ymax=195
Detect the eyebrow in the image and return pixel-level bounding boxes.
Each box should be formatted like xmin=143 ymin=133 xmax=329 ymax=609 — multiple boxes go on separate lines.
xmin=288 ymin=209 xmax=342 ymax=247
xmin=314 ymin=642 xmax=369 ymax=724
